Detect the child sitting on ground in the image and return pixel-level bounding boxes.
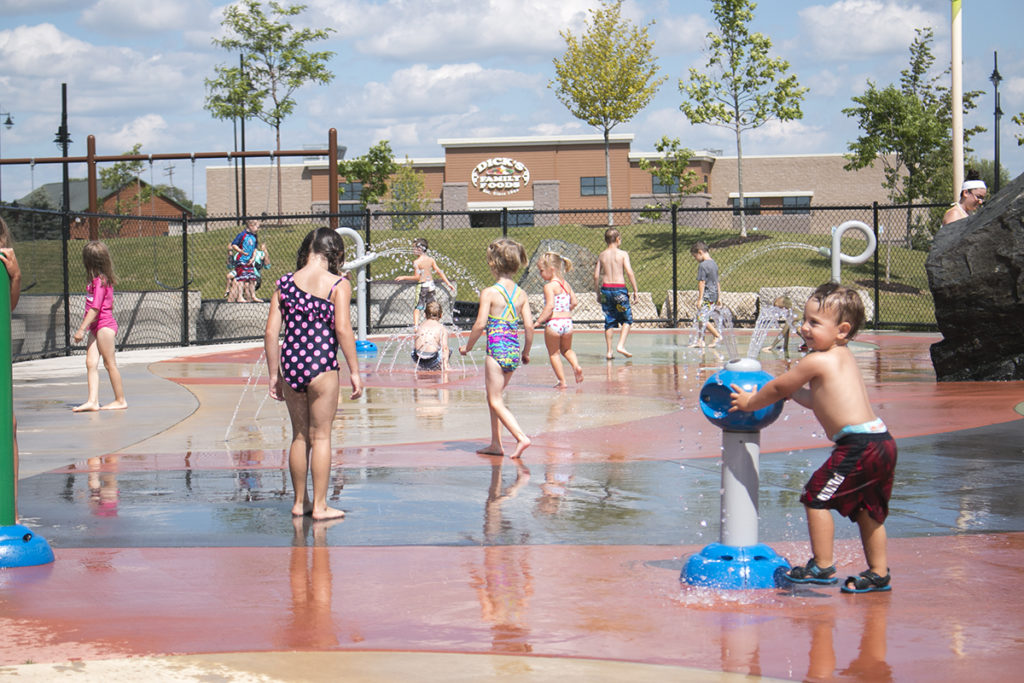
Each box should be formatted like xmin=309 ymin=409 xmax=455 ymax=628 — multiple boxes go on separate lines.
xmin=411 ymin=301 xmax=450 ymax=371
xmin=730 ymin=283 xmax=897 ymax=593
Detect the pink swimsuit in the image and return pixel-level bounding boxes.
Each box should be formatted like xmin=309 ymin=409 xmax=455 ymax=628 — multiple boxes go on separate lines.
xmin=84 ymin=276 xmax=118 ymax=334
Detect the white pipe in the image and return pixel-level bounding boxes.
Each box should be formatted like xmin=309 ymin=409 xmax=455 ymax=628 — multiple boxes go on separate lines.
xmin=818 ymin=220 xmax=877 ymax=284
xmin=951 ymin=0 xmax=965 ymax=201
xmin=335 ymin=227 xmax=378 ymax=342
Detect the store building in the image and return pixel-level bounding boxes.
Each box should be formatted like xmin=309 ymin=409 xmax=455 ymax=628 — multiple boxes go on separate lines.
xmin=206 ymin=133 xmax=891 ymax=232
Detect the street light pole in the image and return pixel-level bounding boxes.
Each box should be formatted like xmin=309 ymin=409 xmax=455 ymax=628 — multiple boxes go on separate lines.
xmin=0 ymin=106 xmax=13 ymax=204
xmin=990 ymin=51 xmax=1003 ymax=195
xmin=53 ymin=83 xmax=73 ymax=355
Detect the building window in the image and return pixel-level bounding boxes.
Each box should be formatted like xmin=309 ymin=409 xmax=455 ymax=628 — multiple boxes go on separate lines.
xmin=732 ymin=197 xmax=760 ymax=216
xmin=652 ymin=177 xmax=679 ymax=195
xmin=339 ymin=181 xmax=362 ymax=202
xmin=469 ymin=211 xmax=535 ymax=228
xmin=782 ymin=196 xmax=811 ymax=215
xmin=580 ymin=176 xmax=607 ymax=196
xmin=337 ymin=209 xmax=363 ymax=229
xmin=508 ymin=211 xmax=534 ymax=227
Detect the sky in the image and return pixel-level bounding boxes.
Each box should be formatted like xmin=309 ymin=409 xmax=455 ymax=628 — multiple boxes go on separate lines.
xmin=1 ymin=0 xmax=1022 ymax=207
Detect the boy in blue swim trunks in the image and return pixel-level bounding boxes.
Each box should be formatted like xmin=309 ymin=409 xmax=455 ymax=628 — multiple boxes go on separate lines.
xmin=594 ymin=228 xmax=638 ymax=359
xmin=730 ymin=283 xmax=897 ymax=594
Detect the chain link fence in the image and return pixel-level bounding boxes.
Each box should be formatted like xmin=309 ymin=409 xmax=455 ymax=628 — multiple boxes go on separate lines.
xmin=0 ymin=200 xmax=945 ymax=360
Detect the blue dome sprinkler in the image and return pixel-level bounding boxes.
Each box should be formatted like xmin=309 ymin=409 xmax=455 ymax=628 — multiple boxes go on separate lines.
xmin=683 ymin=358 xmax=788 ymax=589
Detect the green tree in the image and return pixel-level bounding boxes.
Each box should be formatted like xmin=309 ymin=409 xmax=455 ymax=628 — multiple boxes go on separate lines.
xmin=1013 ymin=112 xmax=1024 ymax=146
xmin=679 ymin=0 xmax=806 ymax=237
xmin=968 ymin=157 xmax=1010 ymax=197
xmin=636 ymin=136 xmax=707 ymax=213
xmin=208 ymin=0 xmax=334 ymax=216
xmin=843 ymin=27 xmax=983 ymax=246
xmin=338 ymin=140 xmax=398 ymax=209
xmin=386 ymin=158 xmax=430 ymax=231
xmin=551 ymin=0 xmax=665 ymax=225
xmin=98 ymin=144 xmax=149 ymax=236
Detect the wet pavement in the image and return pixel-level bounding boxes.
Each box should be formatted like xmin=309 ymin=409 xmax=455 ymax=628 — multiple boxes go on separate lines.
xmin=3 ymin=331 xmax=1024 ymax=681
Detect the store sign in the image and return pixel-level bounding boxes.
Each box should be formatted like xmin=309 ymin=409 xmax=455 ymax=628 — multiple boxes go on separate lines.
xmin=471 ymin=157 xmax=531 ymax=195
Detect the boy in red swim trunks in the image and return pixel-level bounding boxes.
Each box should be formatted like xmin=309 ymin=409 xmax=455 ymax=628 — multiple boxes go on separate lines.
xmin=730 ymin=283 xmax=896 ymax=594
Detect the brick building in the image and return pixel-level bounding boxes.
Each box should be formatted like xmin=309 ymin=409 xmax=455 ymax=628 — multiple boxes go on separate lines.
xmin=206 ymin=134 xmax=892 ymax=233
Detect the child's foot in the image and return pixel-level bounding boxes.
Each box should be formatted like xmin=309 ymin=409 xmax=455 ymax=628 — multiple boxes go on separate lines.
xmin=688 ymin=340 xmax=704 ymax=348
xmin=784 ymin=558 xmax=839 ymax=585
xmin=707 ymin=338 xmax=720 ymax=348
xmin=72 ymin=402 xmax=99 ymax=413
xmin=554 ymin=382 xmax=568 ymax=389
xmin=311 ymin=506 xmax=346 ymax=521
xmin=616 ymin=347 xmax=632 ymax=358
xmin=573 ymin=366 xmax=584 ymax=383
xmin=291 ymin=502 xmax=313 ymax=517
xmin=476 ymin=444 xmax=504 ymax=456
xmin=100 ymin=400 xmax=128 ymax=411
xmin=840 ymin=569 xmax=892 ymax=594
xmin=509 ymin=436 xmax=532 ymax=459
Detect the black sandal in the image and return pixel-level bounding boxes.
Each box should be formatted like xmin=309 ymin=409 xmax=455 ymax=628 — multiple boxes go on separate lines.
xmin=785 ymin=558 xmax=838 ymax=585
xmin=841 ymin=569 xmax=892 ymax=593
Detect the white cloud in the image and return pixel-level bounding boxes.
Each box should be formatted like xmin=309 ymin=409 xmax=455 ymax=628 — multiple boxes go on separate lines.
xmin=106 ymin=113 xmax=169 ymax=151
xmin=80 ymin=0 xmax=211 ymax=34
xmin=336 ymin=63 xmax=543 ymax=120
xmin=746 ymin=118 xmax=830 ymax=154
xmin=310 ymin=0 xmax=594 ymax=61
xmin=798 ymin=0 xmax=942 ymax=61
xmin=653 ymin=13 xmax=713 ymax=54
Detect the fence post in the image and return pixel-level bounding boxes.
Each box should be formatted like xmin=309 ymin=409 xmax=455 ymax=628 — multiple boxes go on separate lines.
xmin=671 ymin=204 xmax=678 ymax=327
xmin=501 ymin=207 xmax=508 ymax=238
xmin=364 ymin=210 xmax=373 ymax=337
xmin=61 ymin=202 xmax=71 ymax=356
xmin=181 ymin=211 xmax=190 ymax=346
xmin=872 ymin=201 xmax=880 ymax=330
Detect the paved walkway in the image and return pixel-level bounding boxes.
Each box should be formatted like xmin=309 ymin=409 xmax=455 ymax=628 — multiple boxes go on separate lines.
xmin=3 ymin=331 xmax=1023 ymax=681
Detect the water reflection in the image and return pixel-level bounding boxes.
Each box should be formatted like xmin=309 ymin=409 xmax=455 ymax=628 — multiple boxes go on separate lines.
xmin=470 ymin=458 xmax=533 ymax=654
xmin=87 ymin=456 xmax=119 ymax=517
xmin=802 ymin=597 xmax=891 ymax=682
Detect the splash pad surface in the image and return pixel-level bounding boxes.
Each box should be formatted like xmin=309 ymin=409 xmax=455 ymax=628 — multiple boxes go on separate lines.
xmin=5 ymin=330 xmax=1024 ymax=680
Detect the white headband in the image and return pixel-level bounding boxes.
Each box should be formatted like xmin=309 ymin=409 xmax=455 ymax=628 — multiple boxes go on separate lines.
xmin=962 ymin=179 xmax=987 ymax=193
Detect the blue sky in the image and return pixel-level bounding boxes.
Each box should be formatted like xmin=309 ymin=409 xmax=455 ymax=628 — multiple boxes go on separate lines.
xmin=1 ymin=0 xmax=1021 ymax=206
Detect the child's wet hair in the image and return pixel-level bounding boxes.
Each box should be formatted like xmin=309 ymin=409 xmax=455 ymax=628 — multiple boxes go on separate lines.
xmin=537 ymin=251 xmax=573 ymax=274
xmin=808 ymin=283 xmax=865 ymax=338
xmin=424 ymin=301 xmax=442 ymax=320
xmin=604 ymin=228 xmax=620 ymax=245
xmin=0 ymin=217 xmax=12 ymax=249
xmin=82 ymin=240 xmax=116 ymax=285
xmin=486 ymin=238 xmax=527 ymax=277
xmin=413 ymin=237 xmax=428 ymax=252
xmin=296 ymin=228 xmax=346 ymax=274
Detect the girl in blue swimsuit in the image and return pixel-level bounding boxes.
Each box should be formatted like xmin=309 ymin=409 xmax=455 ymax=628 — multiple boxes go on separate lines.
xmin=459 ymin=238 xmax=535 ymax=459
xmin=265 ymin=228 xmax=363 ymax=520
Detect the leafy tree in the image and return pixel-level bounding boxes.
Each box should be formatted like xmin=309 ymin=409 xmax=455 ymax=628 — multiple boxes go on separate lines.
xmin=967 ymin=157 xmax=1010 ymax=197
xmin=636 ymin=136 xmax=707 ymax=212
xmin=551 ymin=0 xmax=665 ymax=225
xmin=386 ymin=158 xmax=430 ymax=231
xmin=1013 ymin=112 xmax=1024 ymax=146
xmin=338 ymin=140 xmax=398 ymax=209
xmin=99 ymin=143 xmax=146 ymax=214
xmin=843 ymin=27 xmax=983 ymax=246
xmin=679 ymin=0 xmax=806 ymax=237
xmin=209 ymin=0 xmax=334 ymax=216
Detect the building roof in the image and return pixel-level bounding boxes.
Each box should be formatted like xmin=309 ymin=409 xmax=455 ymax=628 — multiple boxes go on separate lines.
xmin=15 ymin=178 xmax=191 ymax=214
xmin=438 ymin=133 xmax=635 ymax=148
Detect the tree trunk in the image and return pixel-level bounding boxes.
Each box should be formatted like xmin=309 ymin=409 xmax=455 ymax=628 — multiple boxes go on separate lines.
xmin=604 ymin=128 xmax=613 ymax=226
xmin=735 ymin=124 xmax=747 ymax=238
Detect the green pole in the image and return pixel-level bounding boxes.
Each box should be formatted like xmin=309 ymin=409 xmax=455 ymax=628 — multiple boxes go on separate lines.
xmin=0 ymin=260 xmax=15 ymax=525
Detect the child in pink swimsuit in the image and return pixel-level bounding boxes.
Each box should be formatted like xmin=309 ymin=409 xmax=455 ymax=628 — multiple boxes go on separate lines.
xmin=265 ymin=227 xmax=363 ymax=520
xmin=534 ymin=251 xmax=583 ymax=388
xmin=73 ymin=241 xmax=127 ymax=412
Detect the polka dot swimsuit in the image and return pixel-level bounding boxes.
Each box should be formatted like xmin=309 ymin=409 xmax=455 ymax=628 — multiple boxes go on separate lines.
xmin=277 ymin=272 xmax=346 ymax=392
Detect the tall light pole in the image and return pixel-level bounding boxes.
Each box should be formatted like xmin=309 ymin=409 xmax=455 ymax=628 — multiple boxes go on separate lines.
xmin=0 ymin=106 xmax=12 ymax=204
xmin=990 ymin=51 xmax=1003 ymax=194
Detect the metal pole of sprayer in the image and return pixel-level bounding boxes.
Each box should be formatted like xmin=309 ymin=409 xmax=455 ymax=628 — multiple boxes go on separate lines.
xmin=334 ymin=227 xmax=380 ymax=355
xmin=683 ymin=358 xmax=786 ymax=589
xmin=818 ymin=220 xmax=877 ymax=284
xmin=0 ymin=262 xmax=54 ymax=568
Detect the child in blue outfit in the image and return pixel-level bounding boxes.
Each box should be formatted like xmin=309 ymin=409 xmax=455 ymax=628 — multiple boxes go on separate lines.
xmin=731 ymin=283 xmax=897 ymax=593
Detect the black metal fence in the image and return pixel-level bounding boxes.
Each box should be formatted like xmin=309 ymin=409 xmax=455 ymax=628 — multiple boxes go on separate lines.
xmin=0 ymin=201 xmax=945 ymax=360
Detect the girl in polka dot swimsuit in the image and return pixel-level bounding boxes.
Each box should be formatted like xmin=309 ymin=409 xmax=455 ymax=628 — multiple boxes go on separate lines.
xmin=265 ymin=228 xmax=363 ymax=520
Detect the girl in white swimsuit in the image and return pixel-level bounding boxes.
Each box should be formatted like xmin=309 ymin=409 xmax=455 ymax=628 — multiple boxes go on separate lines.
xmin=535 ymin=251 xmax=584 ymax=388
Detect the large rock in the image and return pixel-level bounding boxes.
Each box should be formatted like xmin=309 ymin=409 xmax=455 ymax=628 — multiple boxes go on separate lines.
xmin=926 ymin=172 xmax=1024 ymax=381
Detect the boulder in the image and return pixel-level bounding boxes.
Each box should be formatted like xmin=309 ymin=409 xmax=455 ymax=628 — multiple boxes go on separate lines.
xmin=926 ymin=172 xmax=1024 ymax=381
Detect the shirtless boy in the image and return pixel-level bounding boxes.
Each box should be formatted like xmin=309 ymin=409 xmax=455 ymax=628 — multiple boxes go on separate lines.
xmin=730 ymin=283 xmax=897 ymax=593
xmin=396 ymin=237 xmax=454 ymax=327
xmin=593 ymin=228 xmax=638 ymax=359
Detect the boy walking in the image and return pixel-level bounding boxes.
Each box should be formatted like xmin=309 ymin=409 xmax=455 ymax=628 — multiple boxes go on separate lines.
xmin=594 ymin=228 xmax=638 ymax=359
xmin=396 ymin=237 xmax=454 ymax=328
xmin=689 ymin=241 xmax=722 ymax=348
xmin=730 ymin=283 xmax=896 ymax=593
